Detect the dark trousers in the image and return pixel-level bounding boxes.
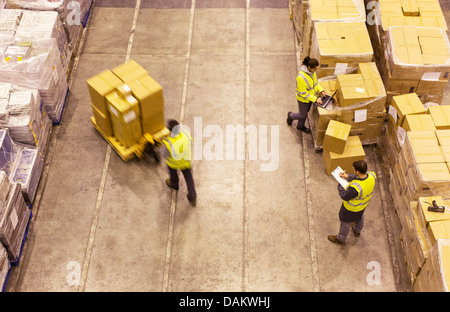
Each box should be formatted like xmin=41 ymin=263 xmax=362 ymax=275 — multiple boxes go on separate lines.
xmin=289 ymin=100 xmax=313 ymax=129
xmin=168 ymin=166 xmax=197 ymax=200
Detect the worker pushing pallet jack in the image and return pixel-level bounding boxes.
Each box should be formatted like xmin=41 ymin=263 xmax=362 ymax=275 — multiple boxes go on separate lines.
xmin=87 ymin=60 xmax=196 ymax=204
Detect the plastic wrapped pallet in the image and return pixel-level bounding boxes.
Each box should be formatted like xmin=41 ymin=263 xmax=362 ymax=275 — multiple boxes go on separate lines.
xmin=0 ymin=181 xmax=30 ymax=262
xmin=309 ymin=21 xmax=373 ymax=78
xmin=309 ymin=62 xmax=386 ymax=150
xmin=381 ymin=27 xmax=450 ymax=105
xmin=10 ymin=147 xmax=43 ymax=204
xmin=6 ymin=0 xmax=93 ymax=52
xmin=293 ymin=0 xmax=310 ymax=42
xmin=365 ymin=0 xmax=447 ymax=61
xmin=14 ymin=10 xmax=70 ymax=75
xmin=0 ymin=128 xmax=18 ymax=176
xmin=0 ymin=9 xmax=21 ymax=41
xmin=300 ymin=0 xmax=366 ymax=60
xmin=0 ymin=83 xmax=51 ymax=153
xmin=0 ymin=38 xmax=68 ymax=122
xmin=0 ymin=243 xmax=9 ymax=292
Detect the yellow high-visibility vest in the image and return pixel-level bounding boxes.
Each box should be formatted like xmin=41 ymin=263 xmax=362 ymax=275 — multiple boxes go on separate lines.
xmin=163 ymin=129 xmax=192 ymax=170
xmin=296 ymin=70 xmax=324 ymax=103
xmin=343 ymin=171 xmax=377 ymax=212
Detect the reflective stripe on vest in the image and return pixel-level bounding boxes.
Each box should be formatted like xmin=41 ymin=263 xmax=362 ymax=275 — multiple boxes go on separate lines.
xmin=298 ymin=71 xmax=313 ymax=91
xmin=163 ymin=129 xmax=192 ymax=170
xmin=343 ymin=171 xmax=377 ymax=212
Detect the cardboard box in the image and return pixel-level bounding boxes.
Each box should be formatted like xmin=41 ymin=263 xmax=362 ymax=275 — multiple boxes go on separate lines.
xmin=387 ymin=26 xmax=450 ymax=80
xmin=336 ymin=74 xmax=370 ymax=107
xmin=112 ymin=59 xmax=148 ymax=83
xmin=409 ymin=163 xmax=450 ymax=198
xmin=322 ymin=135 xmax=365 ymax=176
xmin=416 ymin=79 xmax=448 ymax=96
xmin=313 ymin=105 xmax=337 ymax=130
xmin=310 ymin=21 xmax=373 ymax=76
xmin=428 ymin=105 xmax=450 ymax=130
xmin=91 ymin=104 xmax=113 ymax=137
xmin=402 ymin=114 xmax=436 ymax=132
xmin=106 ymin=92 xmax=142 ymax=147
xmin=436 ymin=130 xmax=450 ymax=146
xmin=126 ymin=74 xmax=165 ymax=121
xmin=419 ymin=196 xmax=450 ymax=226
xmin=390 ymin=93 xmax=426 ymax=126
xmin=428 ymin=220 xmax=450 ymax=245
xmin=322 ymin=120 xmax=351 ymax=154
xmin=301 ymin=0 xmax=365 ymax=56
xmin=141 ymin=112 xmax=165 ymax=136
xmin=86 ymin=70 xmax=124 ymax=115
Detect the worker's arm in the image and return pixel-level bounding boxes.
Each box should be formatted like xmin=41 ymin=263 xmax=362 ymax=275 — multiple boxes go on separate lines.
xmin=159 ymin=142 xmax=170 ymax=159
xmin=337 ymin=183 xmax=358 ymax=201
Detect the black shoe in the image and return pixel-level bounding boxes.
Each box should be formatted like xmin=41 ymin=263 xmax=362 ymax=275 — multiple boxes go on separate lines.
xmin=286 ymin=112 xmax=293 ymax=126
xmin=187 ymin=194 xmax=197 ymax=206
xmin=298 ymin=126 xmax=311 ymax=134
xmin=166 ymin=179 xmax=179 ymax=190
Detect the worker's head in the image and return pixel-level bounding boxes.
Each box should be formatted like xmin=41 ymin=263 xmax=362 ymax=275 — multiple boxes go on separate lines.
xmin=302 ymin=56 xmax=320 ymax=72
xmin=352 ymin=160 xmax=368 ymax=175
xmin=167 ymin=119 xmax=180 ymax=136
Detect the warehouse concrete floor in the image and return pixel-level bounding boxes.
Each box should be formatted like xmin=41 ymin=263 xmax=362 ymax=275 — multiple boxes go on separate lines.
xmin=6 ymin=0 xmax=450 ymax=292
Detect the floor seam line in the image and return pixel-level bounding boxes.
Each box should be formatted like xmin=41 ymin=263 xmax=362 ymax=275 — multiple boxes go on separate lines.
xmin=295 ymin=32 xmax=320 ymax=292
xmin=78 ymin=0 xmax=142 ymax=292
xmin=162 ymin=0 xmax=196 ymax=292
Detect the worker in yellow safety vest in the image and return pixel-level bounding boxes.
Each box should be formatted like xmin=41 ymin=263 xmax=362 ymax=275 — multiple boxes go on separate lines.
xmin=328 ymin=160 xmax=377 ymax=245
xmin=286 ymin=56 xmax=326 ymax=134
xmin=162 ymin=119 xmax=197 ymax=205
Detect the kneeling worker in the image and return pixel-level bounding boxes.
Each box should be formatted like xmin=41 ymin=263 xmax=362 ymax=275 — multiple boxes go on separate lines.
xmin=328 ymin=160 xmax=377 ymax=245
xmin=162 ymin=119 xmax=197 ymax=205
xmin=287 ymin=56 xmax=326 ymax=134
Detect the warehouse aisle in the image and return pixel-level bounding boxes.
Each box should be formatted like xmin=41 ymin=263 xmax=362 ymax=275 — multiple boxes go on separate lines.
xmin=5 ymin=0 xmax=422 ymax=292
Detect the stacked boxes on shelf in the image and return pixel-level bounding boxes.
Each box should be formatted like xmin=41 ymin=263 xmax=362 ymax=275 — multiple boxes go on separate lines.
xmin=364 ymin=0 xmax=450 ymax=106
xmin=87 ymin=60 xmax=166 ymax=153
xmin=0 ymin=36 xmax=68 ymax=123
xmin=0 ymin=171 xmax=30 ymax=263
xmin=5 ymin=0 xmax=93 ymax=54
xmin=0 ymin=82 xmax=52 ymax=155
xmin=309 ymin=62 xmax=386 ymax=149
xmin=0 ymin=129 xmax=43 ymax=205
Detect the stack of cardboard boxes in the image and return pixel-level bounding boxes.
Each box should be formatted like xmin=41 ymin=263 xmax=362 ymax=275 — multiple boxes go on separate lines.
xmin=310 ymin=62 xmax=386 ymax=149
xmin=364 ymin=0 xmax=450 ymax=107
xmin=386 ymin=93 xmax=450 ymax=202
xmin=394 ymin=195 xmax=450 ymax=291
xmin=297 ymin=0 xmax=366 ymax=63
xmin=87 ymin=60 xmax=166 ymax=156
xmin=309 ymin=21 xmax=373 ymax=78
xmin=322 ymin=120 xmax=366 ymax=175
xmin=382 ymin=91 xmax=450 ymax=290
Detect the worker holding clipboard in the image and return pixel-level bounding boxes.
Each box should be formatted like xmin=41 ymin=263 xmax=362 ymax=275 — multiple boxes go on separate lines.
xmin=328 ymin=160 xmax=377 ymax=245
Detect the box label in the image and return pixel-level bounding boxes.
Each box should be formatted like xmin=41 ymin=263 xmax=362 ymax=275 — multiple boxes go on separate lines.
xmin=10 ymin=207 xmax=18 ymax=230
xmin=389 ymin=105 xmax=397 ymax=123
xmin=123 ymin=110 xmax=136 ymax=124
xmin=354 ymin=109 xmax=367 ymax=123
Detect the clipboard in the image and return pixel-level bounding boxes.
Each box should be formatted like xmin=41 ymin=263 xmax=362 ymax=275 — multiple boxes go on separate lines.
xmin=331 ymin=166 xmax=349 ymax=189
xmin=316 ymin=89 xmax=338 ymax=109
